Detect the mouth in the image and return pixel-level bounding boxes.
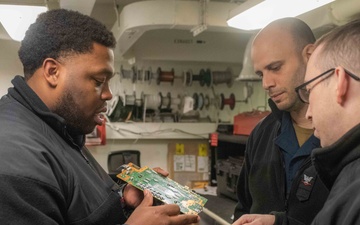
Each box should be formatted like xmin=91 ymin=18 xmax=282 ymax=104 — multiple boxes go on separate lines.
xmin=94 ymin=106 xmax=107 ymax=125
xmin=99 ymin=105 xmax=108 ymax=114
xmin=269 ymin=91 xmax=284 ymax=102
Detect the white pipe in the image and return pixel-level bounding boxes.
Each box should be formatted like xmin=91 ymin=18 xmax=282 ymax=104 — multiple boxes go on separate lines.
xmin=202 ymin=207 xmax=231 ymax=225
xmin=330 ymin=0 xmax=360 ymax=25
xmin=59 ymin=0 xmax=96 ymax=15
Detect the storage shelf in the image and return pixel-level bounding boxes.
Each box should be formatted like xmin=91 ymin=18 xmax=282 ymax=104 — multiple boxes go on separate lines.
xmin=106 ymin=122 xmax=217 ymax=139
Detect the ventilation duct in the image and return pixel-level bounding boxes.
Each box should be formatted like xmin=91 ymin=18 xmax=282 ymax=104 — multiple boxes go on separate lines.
xmin=59 ymin=0 xmax=96 ymax=15
xmin=111 ymin=0 xmax=240 ymax=58
xmin=235 ymin=34 xmax=260 ymax=81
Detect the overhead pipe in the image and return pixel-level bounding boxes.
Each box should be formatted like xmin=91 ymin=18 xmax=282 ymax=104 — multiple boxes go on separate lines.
xmin=59 ymin=0 xmax=96 ymax=16
xmin=330 ymin=0 xmax=360 ymax=25
xmin=298 ymin=0 xmax=360 ymax=29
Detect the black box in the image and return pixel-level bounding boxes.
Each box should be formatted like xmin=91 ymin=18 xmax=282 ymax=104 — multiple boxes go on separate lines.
xmin=216 ymin=156 xmax=244 ymax=200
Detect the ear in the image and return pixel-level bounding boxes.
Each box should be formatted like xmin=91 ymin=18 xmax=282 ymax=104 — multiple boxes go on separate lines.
xmin=302 ymin=44 xmax=315 ymax=62
xmin=335 ymin=66 xmax=349 ymax=105
xmin=42 ymin=58 xmax=61 ymax=87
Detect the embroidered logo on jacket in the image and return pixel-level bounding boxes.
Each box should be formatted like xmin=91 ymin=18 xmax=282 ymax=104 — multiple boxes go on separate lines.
xmin=302 ymin=174 xmax=314 ymax=186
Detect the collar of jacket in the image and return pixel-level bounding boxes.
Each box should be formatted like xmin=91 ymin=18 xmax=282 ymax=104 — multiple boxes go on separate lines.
xmin=268 ymin=98 xmax=283 ymax=122
xmin=311 ymin=122 xmax=360 ymax=189
xmin=9 ymin=75 xmax=85 ymax=148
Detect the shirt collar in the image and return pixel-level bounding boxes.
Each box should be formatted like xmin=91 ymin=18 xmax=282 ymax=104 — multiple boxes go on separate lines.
xmin=275 ymin=111 xmax=319 ymax=156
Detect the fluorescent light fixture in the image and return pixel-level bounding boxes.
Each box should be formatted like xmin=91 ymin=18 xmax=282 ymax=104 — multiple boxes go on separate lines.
xmin=227 ymin=0 xmax=335 ymax=30
xmin=0 ymin=4 xmax=47 ymax=41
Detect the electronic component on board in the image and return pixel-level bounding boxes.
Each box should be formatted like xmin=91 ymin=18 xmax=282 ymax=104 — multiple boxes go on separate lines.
xmin=117 ymin=163 xmax=207 ymax=215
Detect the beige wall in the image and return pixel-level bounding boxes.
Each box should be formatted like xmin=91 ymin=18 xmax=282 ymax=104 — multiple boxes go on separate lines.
xmin=88 ymin=139 xmax=204 ymax=173
xmin=0 ymin=39 xmax=22 ymax=96
xmin=0 ymin=37 xmax=266 ymax=173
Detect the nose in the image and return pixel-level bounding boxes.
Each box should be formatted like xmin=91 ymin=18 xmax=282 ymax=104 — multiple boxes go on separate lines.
xmin=101 ymin=82 xmax=113 ymax=100
xmin=262 ymin=72 xmax=275 ymax=91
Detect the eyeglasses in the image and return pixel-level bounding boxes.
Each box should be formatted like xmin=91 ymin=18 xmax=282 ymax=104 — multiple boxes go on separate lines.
xmin=295 ymin=68 xmax=360 ymax=103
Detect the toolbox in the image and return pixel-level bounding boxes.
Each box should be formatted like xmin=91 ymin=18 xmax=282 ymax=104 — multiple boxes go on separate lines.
xmin=233 ymin=110 xmax=271 ymax=135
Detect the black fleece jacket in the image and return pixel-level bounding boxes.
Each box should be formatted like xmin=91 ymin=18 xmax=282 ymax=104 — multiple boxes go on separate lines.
xmin=234 ymin=100 xmax=329 ymax=225
xmin=311 ymin=123 xmax=360 ymax=225
xmin=0 ymin=76 xmax=126 ymax=225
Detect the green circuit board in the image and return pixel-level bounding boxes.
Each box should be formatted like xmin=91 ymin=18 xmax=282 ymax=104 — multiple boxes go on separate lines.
xmin=117 ymin=163 xmax=207 ymax=215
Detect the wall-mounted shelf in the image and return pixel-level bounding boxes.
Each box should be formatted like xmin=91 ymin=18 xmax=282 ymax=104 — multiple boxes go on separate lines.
xmin=106 ymin=122 xmax=217 ymax=139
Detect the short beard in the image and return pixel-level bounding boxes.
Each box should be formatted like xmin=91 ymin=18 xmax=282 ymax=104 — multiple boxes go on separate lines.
xmin=53 ymin=91 xmax=94 ymax=135
xmin=286 ymin=61 xmax=307 ymax=112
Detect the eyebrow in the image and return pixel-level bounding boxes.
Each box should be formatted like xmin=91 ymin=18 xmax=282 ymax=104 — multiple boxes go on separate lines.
xmin=265 ymin=60 xmax=284 ymax=70
xmin=109 ymin=72 xmax=116 ymax=79
xmin=254 ymin=60 xmax=284 ymax=75
xmin=95 ymin=68 xmax=115 ymax=79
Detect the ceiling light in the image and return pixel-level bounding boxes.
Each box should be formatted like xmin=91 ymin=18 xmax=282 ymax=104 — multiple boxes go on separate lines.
xmin=227 ymin=0 xmax=335 ymax=30
xmin=0 ymin=4 xmax=47 ymax=42
xmin=235 ymin=34 xmax=261 ymax=82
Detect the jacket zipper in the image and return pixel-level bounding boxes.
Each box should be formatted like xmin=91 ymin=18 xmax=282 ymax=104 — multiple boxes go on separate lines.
xmin=65 ymin=129 xmax=90 ymax=164
xmin=277 ymin=147 xmax=288 ymax=210
xmin=79 ymin=148 xmax=90 ymax=164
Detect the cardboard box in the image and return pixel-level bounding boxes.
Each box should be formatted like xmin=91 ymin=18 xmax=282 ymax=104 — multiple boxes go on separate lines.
xmin=186 ymin=180 xmax=209 ymax=189
xmin=167 ymin=142 xmax=209 ymax=186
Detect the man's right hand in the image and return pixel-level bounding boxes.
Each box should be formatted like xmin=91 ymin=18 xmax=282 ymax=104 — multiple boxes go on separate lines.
xmin=125 ymin=189 xmax=200 ymax=225
xmin=232 ymin=214 xmax=275 ymax=225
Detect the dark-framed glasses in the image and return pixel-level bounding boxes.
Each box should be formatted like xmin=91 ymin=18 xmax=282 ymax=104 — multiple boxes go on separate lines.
xmin=295 ymin=68 xmax=360 ymax=103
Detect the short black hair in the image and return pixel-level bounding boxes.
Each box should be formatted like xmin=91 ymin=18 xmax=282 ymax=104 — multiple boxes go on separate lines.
xmin=18 ymin=9 xmax=116 ymax=78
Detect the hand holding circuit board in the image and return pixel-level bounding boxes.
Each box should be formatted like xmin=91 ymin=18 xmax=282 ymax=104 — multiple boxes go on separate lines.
xmin=117 ymin=163 xmax=207 ymax=215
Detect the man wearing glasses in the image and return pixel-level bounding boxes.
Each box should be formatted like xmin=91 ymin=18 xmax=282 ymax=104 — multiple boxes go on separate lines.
xmin=233 ymin=18 xmax=329 ymax=225
xmin=295 ymin=19 xmax=360 ymax=225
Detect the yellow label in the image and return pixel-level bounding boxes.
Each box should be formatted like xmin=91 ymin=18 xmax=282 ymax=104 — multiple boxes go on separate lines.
xmin=175 ymin=143 xmax=185 ymax=155
xmin=198 ymin=144 xmax=208 ymax=156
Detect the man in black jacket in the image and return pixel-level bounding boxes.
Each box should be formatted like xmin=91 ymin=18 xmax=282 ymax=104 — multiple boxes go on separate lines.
xmin=295 ymin=18 xmax=360 ymax=225
xmin=233 ymin=18 xmax=329 ymax=225
xmin=0 ymin=9 xmax=199 ymax=225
